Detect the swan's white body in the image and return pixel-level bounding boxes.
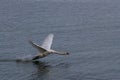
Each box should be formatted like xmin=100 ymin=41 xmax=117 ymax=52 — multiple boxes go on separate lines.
xmin=29 ymin=34 xmax=69 ymax=60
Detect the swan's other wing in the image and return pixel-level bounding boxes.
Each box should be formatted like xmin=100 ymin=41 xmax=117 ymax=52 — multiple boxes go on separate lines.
xmin=42 ymin=34 xmax=54 ymax=50
xmin=29 ymin=40 xmax=46 ymax=53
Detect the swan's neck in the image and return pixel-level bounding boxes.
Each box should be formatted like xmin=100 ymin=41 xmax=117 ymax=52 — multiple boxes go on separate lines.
xmin=50 ymin=50 xmax=68 ymax=55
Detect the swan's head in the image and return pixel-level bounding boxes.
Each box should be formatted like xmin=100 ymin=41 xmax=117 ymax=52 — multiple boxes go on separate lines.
xmin=65 ymin=52 xmax=70 ymax=55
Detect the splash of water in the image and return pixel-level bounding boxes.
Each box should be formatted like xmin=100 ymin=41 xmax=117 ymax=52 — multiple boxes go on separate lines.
xmin=0 ymin=55 xmax=39 ymax=62
xmin=16 ymin=55 xmax=35 ymax=62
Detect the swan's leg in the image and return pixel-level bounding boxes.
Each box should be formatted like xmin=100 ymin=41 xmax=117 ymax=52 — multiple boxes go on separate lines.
xmin=32 ymin=56 xmax=40 ymax=60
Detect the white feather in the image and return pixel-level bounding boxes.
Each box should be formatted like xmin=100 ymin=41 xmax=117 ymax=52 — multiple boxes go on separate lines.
xmin=41 ymin=33 xmax=54 ymax=50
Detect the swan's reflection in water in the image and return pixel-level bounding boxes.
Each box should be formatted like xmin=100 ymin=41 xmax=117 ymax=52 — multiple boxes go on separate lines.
xmin=30 ymin=61 xmax=51 ymax=80
xmin=0 ymin=58 xmax=70 ymax=80
xmin=33 ymin=61 xmax=50 ymax=72
xmin=30 ymin=60 xmax=70 ymax=80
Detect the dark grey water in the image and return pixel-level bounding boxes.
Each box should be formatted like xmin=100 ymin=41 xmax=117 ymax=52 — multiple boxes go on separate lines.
xmin=0 ymin=0 xmax=120 ymax=80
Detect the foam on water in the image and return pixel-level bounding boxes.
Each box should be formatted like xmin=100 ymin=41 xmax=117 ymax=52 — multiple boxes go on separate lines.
xmin=0 ymin=55 xmax=35 ymax=62
xmin=16 ymin=55 xmax=35 ymax=62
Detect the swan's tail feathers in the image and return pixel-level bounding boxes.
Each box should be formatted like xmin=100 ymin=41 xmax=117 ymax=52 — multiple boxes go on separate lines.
xmin=42 ymin=33 xmax=54 ymax=50
xmin=29 ymin=40 xmax=47 ymax=53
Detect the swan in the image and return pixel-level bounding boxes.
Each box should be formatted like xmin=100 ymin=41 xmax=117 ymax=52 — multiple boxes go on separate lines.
xmin=29 ymin=34 xmax=69 ymax=60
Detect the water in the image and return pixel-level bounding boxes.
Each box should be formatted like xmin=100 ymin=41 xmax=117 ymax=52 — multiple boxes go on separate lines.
xmin=0 ymin=0 xmax=120 ymax=80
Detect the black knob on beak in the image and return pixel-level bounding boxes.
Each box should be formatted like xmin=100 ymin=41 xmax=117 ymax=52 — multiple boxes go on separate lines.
xmin=66 ymin=52 xmax=69 ymax=55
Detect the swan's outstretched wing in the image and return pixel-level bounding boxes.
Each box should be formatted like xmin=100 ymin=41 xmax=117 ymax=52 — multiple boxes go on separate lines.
xmin=42 ymin=34 xmax=54 ymax=50
xmin=29 ymin=40 xmax=46 ymax=53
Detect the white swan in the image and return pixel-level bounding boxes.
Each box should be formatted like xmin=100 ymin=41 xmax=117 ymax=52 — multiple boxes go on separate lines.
xmin=29 ymin=34 xmax=69 ymax=60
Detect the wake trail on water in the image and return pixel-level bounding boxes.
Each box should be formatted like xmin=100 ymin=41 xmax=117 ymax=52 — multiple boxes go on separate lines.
xmin=0 ymin=55 xmax=35 ymax=62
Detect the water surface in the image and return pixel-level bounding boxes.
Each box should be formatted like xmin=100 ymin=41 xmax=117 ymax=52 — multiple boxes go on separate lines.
xmin=0 ymin=0 xmax=120 ymax=80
